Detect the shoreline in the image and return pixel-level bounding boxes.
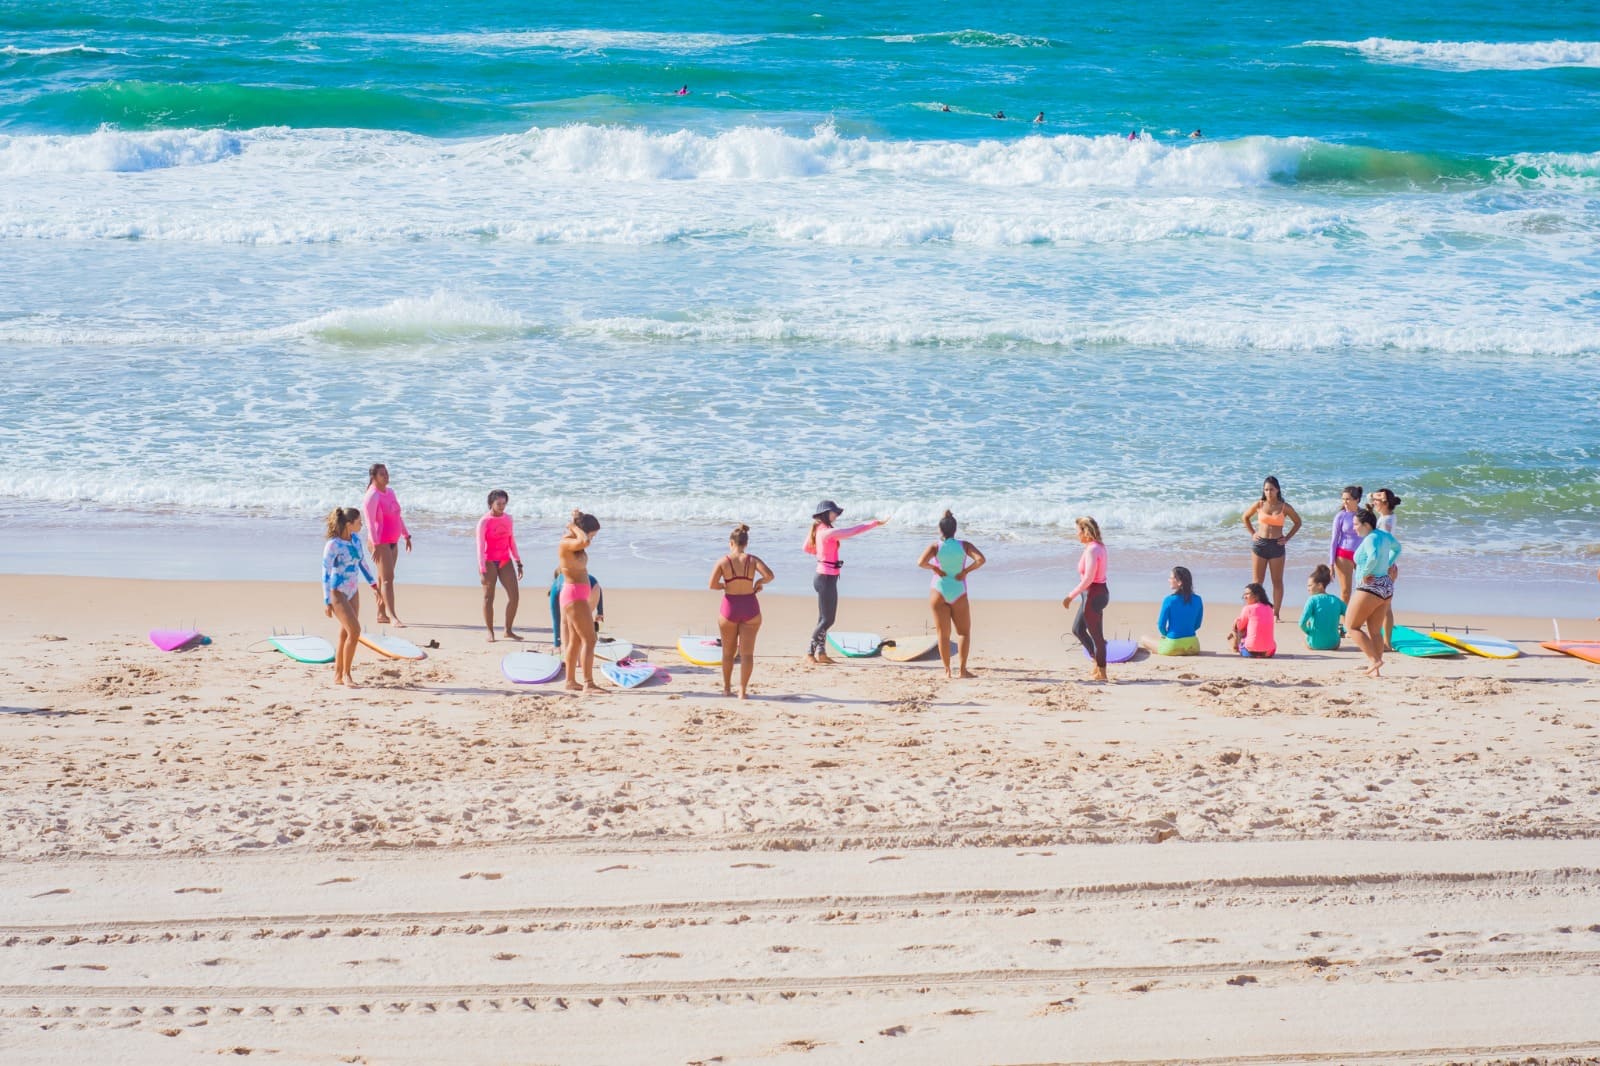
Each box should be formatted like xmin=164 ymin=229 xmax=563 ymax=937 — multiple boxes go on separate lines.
xmin=2 ymin=505 xmax=1596 ymax=618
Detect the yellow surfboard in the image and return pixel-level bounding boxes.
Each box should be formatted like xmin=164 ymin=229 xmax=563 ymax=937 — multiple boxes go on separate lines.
xmin=1426 ymin=631 xmax=1519 ymax=659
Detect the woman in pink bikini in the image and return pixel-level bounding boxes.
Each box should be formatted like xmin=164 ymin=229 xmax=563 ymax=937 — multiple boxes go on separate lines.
xmin=362 ymin=463 xmax=412 ymax=626
xmin=558 ymin=509 xmax=603 ymax=691
xmin=708 ymin=524 xmax=775 ymax=699
xmin=477 ymin=489 xmax=522 ymax=642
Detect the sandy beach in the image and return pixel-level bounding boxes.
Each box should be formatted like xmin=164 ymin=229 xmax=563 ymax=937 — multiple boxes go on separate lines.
xmin=2 ymin=573 xmax=1598 ymax=1062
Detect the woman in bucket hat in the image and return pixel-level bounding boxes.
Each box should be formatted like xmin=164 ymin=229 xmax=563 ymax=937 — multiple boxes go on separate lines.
xmin=802 ymin=499 xmax=888 ymax=664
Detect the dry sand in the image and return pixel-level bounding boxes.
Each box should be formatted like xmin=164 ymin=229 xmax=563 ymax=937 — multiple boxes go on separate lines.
xmin=2 ymin=574 xmax=1598 ymax=1063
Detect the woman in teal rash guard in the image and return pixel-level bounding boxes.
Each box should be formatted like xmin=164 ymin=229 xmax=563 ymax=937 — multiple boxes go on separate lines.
xmin=1345 ymin=508 xmax=1402 ymax=677
xmin=1139 ymin=566 xmax=1203 ymax=655
xmin=1299 ymin=564 xmax=1346 ymax=651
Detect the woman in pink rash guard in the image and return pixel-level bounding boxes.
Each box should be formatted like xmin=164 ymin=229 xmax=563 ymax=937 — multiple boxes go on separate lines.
xmin=802 ymin=499 xmax=888 ymax=664
xmin=362 ymin=463 xmax=412 ymax=626
xmin=477 ymin=489 xmax=522 ymax=642
xmin=1061 ymin=516 xmax=1110 ymax=681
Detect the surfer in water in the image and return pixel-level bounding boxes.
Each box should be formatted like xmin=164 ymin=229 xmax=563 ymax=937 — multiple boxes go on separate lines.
xmin=362 ymin=463 xmax=411 ymax=627
xmin=1033 ymin=111 xmax=1045 ymax=124
xmin=994 ymin=110 xmax=1006 ymax=120
xmin=917 ymin=510 xmax=986 ymax=678
xmin=1345 ymin=507 xmax=1402 ymax=677
xmin=1061 ymin=516 xmax=1111 ymax=681
xmin=322 ymin=506 xmax=384 ymax=687
xmin=1243 ymin=476 xmax=1302 ymax=621
xmin=709 ymin=524 xmax=774 ymax=698
xmin=675 ymin=85 xmax=689 ymax=95
xmin=804 ymin=500 xmax=887 ymax=664
xmin=558 ymin=509 xmax=603 ymax=691
xmin=477 ymin=490 xmax=522 ymax=643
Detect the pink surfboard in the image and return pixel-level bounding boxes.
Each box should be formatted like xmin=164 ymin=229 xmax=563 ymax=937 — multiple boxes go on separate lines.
xmin=150 ymin=628 xmax=203 ymax=652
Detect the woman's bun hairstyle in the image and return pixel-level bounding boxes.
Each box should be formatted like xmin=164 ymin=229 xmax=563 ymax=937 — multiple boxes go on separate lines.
xmin=730 ymin=523 xmax=750 ymax=547
xmin=938 ymin=510 xmax=957 ymax=538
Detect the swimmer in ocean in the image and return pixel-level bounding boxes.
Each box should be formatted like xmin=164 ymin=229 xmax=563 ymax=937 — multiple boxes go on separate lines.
xmin=1033 ymin=111 xmax=1044 ymax=124
xmin=1189 ymin=129 xmax=1203 ymax=138
xmin=675 ymin=85 xmax=689 ymax=96
xmin=994 ymin=110 xmax=1006 ymax=120
xmin=941 ymin=103 xmax=951 ymax=112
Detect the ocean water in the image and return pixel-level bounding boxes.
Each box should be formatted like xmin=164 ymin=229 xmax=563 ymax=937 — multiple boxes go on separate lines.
xmin=3 ymin=0 xmax=1599 ymax=610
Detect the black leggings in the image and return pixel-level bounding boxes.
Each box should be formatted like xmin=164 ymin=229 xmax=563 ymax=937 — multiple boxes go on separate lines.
xmin=810 ymin=573 xmax=839 ymax=655
xmin=1073 ymin=582 xmax=1110 ymax=669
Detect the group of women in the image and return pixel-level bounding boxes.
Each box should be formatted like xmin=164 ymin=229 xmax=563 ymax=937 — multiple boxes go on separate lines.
xmin=317 ymin=467 xmax=1408 ymax=692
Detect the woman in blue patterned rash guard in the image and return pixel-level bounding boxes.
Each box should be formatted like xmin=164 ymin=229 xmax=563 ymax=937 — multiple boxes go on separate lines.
xmin=322 ymin=506 xmax=384 ymax=687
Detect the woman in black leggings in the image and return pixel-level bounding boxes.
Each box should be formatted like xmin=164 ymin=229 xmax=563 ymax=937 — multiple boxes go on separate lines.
xmin=802 ymin=499 xmax=886 ymax=663
xmin=1061 ymin=516 xmax=1110 ymax=681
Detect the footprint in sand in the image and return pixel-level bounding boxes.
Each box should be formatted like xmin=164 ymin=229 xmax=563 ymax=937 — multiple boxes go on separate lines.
xmin=459 ymin=872 xmax=504 ymax=880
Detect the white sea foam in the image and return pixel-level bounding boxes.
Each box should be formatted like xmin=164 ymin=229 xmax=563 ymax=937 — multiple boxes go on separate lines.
xmin=1305 ymin=37 xmax=1600 ymax=71
xmin=0 ymin=127 xmax=243 ymax=175
xmin=0 ymin=44 xmax=128 ymax=57
xmin=381 ymin=29 xmax=765 ymax=53
xmin=875 ymin=30 xmax=1055 ymax=48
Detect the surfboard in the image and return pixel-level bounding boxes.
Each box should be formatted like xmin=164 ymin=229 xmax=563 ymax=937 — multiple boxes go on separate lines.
xmin=827 ymin=631 xmax=882 ymax=657
xmin=1083 ymin=639 xmax=1139 ymax=664
xmin=677 ymin=635 xmax=724 ymax=666
xmin=880 ymin=634 xmax=951 ymax=662
xmin=269 ymin=634 xmax=335 ymax=664
xmin=502 ymin=651 xmax=563 ymax=684
xmin=594 ymin=637 xmax=634 ymax=663
xmin=602 ymin=660 xmax=669 ymax=689
xmin=1427 ymin=631 xmax=1520 ymax=659
xmin=1390 ymin=626 xmax=1457 ymax=658
xmin=1541 ymin=640 xmax=1600 ymax=665
xmin=358 ymin=632 xmax=427 ymax=660
xmin=150 ymin=628 xmax=203 ymax=652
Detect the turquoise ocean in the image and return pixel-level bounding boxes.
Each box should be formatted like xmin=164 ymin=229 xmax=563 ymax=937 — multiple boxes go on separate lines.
xmin=3 ymin=1 xmax=1599 ymax=612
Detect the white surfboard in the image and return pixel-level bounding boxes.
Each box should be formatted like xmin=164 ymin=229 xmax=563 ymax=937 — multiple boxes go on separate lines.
xmin=594 ymin=637 xmax=635 ymax=663
xmin=677 ymin=635 xmax=724 ymax=666
xmin=358 ymin=632 xmax=426 ymax=660
xmin=502 ymin=651 xmax=563 ymax=684
xmin=269 ymin=633 xmax=335 ymax=664
xmin=827 ymin=631 xmax=882 ymax=657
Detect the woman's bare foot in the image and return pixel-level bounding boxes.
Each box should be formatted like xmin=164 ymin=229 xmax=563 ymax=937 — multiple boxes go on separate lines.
xmin=1091 ymin=666 xmax=1108 ymax=682
xmin=584 ymin=681 xmax=603 ymax=692
xmin=738 ymin=690 xmax=750 ymax=700
xmin=814 ymin=653 xmax=835 ymax=665
xmin=376 ymin=614 xmax=391 ymax=625
xmin=504 ymin=629 xmax=523 ymax=641
xmin=392 ymin=618 xmax=406 ymax=629
xmin=1365 ymin=661 xmax=1383 ymax=678
xmin=563 ymin=681 xmax=582 ymax=692
xmin=486 ymin=630 xmax=496 ymax=643
xmin=959 ymin=668 xmax=977 ymax=679
xmin=722 ymin=687 xmax=734 ymax=697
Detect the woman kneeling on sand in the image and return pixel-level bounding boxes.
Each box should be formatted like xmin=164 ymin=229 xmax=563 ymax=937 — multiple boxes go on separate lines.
xmin=709 ymin=524 xmax=774 ymax=699
xmin=1139 ymin=566 xmax=1202 ymax=656
xmin=917 ymin=510 xmax=986 ymax=678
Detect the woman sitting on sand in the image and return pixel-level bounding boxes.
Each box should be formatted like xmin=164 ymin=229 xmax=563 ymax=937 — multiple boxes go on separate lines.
xmin=916 ymin=510 xmax=987 ymax=678
xmin=1345 ymin=507 xmax=1402 ymax=677
xmin=1062 ymin=516 xmax=1111 ymax=681
xmin=1242 ymin=476 xmax=1301 ymax=621
xmin=1299 ymin=565 xmax=1345 ymax=651
xmin=1139 ymin=566 xmax=1202 ymax=656
xmin=558 ymin=509 xmax=603 ymax=692
xmin=477 ymin=490 xmax=522 ymax=643
xmin=321 ymin=506 xmax=384 ymax=687
xmin=1228 ymin=582 xmax=1277 ymax=658
xmin=709 ymin=524 xmax=775 ymax=699
xmin=803 ymin=499 xmax=887 ymax=664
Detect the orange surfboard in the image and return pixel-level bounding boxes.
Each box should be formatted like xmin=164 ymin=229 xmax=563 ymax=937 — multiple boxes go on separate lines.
xmin=1541 ymin=641 xmax=1600 ymax=665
